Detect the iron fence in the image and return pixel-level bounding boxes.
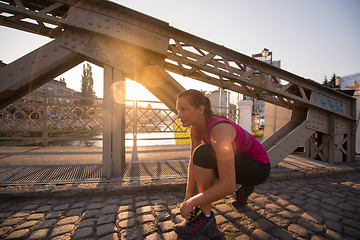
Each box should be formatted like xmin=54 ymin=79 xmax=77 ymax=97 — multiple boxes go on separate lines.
xmin=0 ymin=95 xmax=244 ymax=146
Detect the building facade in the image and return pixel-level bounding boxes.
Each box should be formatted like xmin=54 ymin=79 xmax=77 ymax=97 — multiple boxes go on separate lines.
xmin=26 ymin=79 xmax=79 ymax=104
xmin=340 ymin=73 xmax=360 ymax=96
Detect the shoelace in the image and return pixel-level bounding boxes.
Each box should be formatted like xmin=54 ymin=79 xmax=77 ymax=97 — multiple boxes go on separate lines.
xmin=188 ymin=207 xmax=202 ymax=222
xmin=189 ymin=215 xmax=214 ymax=238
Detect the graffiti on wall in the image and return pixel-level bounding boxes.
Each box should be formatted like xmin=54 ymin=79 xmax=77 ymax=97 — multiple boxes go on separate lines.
xmin=312 ymin=88 xmax=343 ymax=113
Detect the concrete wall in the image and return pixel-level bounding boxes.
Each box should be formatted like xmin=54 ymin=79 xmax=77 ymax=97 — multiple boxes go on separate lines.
xmin=237 ymin=100 xmax=253 ymax=133
xmin=263 ymin=102 xmax=292 ymax=141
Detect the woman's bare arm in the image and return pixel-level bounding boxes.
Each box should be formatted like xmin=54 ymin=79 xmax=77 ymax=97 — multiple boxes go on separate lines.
xmin=184 ymin=123 xmax=236 ymax=209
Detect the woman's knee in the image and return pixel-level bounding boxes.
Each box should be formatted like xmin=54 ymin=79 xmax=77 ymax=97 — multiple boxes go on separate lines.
xmin=192 ymin=144 xmax=216 ymax=169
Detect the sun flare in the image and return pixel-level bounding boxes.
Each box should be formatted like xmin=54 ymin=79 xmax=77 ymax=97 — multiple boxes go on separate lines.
xmin=125 ymin=79 xmax=160 ymax=102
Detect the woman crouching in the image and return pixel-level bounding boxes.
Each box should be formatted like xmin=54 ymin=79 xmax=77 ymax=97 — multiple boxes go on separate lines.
xmin=174 ymin=89 xmax=270 ymax=239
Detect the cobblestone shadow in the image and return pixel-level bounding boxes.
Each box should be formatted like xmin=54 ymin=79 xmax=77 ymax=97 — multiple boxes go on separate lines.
xmin=0 ymin=173 xmax=359 ymax=239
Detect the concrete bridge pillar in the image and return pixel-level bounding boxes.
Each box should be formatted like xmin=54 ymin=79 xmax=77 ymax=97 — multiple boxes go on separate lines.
xmin=103 ymin=65 xmax=126 ymax=178
xmin=237 ymin=100 xmax=253 ymax=134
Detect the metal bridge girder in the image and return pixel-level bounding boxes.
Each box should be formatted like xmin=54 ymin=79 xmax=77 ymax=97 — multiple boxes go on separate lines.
xmin=65 ymin=2 xmax=169 ymax=55
xmin=305 ymin=108 xmax=356 ymax=163
xmin=136 ymin=66 xmax=185 ymax=112
xmin=163 ymin=40 xmax=356 ymax=121
xmin=267 ymin=121 xmax=316 ymax=167
xmin=1 ymin=0 xmax=355 ymax=119
xmin=57 ymin=29 xmax=184 ymax=111
xmin=0 ymin=0 xmax=357 ymax=166
xmin=58 ymin=29 xmax=166 ymax=74
xmin=0 ymin=39 xmax=85 ymax=109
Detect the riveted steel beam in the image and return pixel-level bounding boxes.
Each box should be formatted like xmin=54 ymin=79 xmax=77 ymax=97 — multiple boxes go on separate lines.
xmin=0 ymin=0 xmax=356 ymax=163
xmin=268 ymin=120 xmax=316 ymax=167
xmin=304 ymin=108 xmax=356 ymax=163
xmin=103 ymin=65 xmax=126 ymax=178
xmin=163 ymin=40 xmax=356 ymax=121
xmin=0 ymin=38 xmax=85 ymax=109
xmin=137 ymin=66 xmax=186 ymax=113
xmin=57 ymin=29 xmax=165 ymax=74
xmin=0 ymin=0 xmax=67 ymax=37
xmin=1 ymin=0 xmax=355 ymax=119
xmin=56 ymin=29 xmax=183 ymax=111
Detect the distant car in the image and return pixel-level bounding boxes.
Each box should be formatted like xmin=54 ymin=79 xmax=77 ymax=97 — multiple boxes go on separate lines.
xmin=260 ymin=115 xmax=265 ymax=128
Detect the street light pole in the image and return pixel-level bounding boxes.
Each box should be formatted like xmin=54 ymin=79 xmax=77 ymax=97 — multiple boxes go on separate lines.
xmin=251 ymin=48 xmax=274 ymax=130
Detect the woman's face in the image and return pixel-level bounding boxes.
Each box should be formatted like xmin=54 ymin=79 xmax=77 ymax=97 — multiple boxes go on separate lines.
xmin=176 ymin=96 xmax=204 ymax=127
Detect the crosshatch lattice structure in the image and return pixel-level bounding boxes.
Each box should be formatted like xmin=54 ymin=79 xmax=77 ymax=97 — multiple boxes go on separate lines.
xmin=0 ymin=95 xmax=103 ymax=145
xmin=0 ymin=96 xmax=242 ymax=146
xmin=0 ymin=96 xmax=191 ymax=144
xmin=0 ymin=0 xmax=356 ymax=177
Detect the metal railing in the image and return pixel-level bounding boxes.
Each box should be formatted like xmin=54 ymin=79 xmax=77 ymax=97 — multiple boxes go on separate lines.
xmin=0 ymin=95 xmax=103 ymax=145
xmin=0 ymin=95 xmax=244 ymax=146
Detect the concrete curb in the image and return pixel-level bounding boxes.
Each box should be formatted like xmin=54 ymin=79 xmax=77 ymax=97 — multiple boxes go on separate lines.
xmin=1 ymin=163 xmax=359 ymax=199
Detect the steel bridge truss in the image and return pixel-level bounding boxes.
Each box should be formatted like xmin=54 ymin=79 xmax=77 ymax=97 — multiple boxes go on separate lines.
xmin=0 ymin=0 xmax=356 ymax=176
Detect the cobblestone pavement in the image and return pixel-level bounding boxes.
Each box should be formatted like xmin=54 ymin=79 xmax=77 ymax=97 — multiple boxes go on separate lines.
xmin=0 ymin=173 xmax=359 ymax=240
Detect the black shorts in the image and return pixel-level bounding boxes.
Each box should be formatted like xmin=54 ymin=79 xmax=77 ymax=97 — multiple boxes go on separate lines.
xmin=192 ymin=144 xmax=270 ymax=186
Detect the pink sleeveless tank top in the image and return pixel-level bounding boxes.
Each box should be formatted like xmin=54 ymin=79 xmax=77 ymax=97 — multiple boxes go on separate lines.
xmin=195 ymin=117 xmax=270 ymax=164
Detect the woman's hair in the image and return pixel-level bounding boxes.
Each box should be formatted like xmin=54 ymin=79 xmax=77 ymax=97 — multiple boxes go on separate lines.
xmin=178 ymin=89 xmax=214 ymax=118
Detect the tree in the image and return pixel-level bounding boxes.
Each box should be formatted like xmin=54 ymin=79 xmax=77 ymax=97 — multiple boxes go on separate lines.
xmin=81 ymin=63 xmax=95 ymax=105
xmin=200 ymin=89 xmax=210 ymax=97
xmin=323 ymin=76 xmax=329 ymax=87
xmin=59 ymin=77 xmax=65 ymax=83
xmin=323 ymin=73 xmax=339 ymax=89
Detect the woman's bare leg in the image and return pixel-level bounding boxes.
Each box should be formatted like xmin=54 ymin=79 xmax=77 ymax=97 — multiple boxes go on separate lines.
xmin=193 ymin=165 xmax=217 ymax=215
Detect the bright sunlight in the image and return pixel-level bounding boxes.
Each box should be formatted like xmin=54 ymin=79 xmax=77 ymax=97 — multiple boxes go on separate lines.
xmin=125 ymin=79 xmax=157 ymax=101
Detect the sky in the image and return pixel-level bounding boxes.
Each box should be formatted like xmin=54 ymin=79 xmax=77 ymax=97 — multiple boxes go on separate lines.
xmin=1 ymin=0 xmax=359 ymax=99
